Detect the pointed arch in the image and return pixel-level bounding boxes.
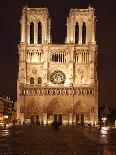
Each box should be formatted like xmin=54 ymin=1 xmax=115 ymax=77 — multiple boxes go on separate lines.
xmin=52 ymin=54 xmax=54 ymax=61
xmin=75 ymin=22 xmax=79 ymax=44
xmin=38 ymin=77 xmax=42 ymax=84
xmin=30 ymin=77 xmax=34 ymax=85
xmin=73 ymin=101 xmax=89 ymax=113
xmin=47 ymin=98 xmax=62 ymax=114
xmin=38 ymin=22 xmax=42 ymax=44
xmin=30 ymin=22 xmax=34 ymax=44
xmin=82 ymin=22 xmax=86 ymax=44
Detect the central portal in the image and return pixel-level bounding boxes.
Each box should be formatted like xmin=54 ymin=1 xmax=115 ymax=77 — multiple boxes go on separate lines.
xmin=54 ymin=114 xmax=62 ymax=123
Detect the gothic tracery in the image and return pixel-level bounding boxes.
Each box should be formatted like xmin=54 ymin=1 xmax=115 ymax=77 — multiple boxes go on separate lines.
xmin=17 ymin=6 xmax=98 ymax=125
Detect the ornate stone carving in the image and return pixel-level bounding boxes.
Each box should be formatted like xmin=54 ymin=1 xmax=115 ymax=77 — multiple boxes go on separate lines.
xmin=50 ymin=70 xmax=66 ymax=84
xmin=32 ymin=69 xmax=37 ymax=74
xmin=17 ymin=6 xmax=98 ymax=125
xmin=21 ymin=85 xmax=95 ymax=96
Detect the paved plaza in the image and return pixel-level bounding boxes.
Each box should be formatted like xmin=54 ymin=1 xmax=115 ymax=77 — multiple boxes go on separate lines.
xmin=0 ymin=125 xmax=103 ymax=155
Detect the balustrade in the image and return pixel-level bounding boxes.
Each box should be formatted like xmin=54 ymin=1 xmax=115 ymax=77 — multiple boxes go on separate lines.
xmin=20 ymin=86 xmax=95 ymax=96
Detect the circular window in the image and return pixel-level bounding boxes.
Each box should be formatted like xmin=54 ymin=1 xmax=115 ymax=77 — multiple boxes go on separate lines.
xmin=50 ymin=70 xmax=66 ymax=84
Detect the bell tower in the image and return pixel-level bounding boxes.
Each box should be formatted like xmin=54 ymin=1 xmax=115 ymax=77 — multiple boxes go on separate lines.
xmin=17 ymin=6 xmax=51 ymax=122
xmin=17 ymin=6 xmax=98 ymax=125
xmin=20 ymin=5 xmax=51 ymax=44
xmin=66 ymin=6 xmax=96 ymax=44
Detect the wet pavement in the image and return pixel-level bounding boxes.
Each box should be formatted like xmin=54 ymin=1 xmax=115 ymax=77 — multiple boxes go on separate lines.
xmin=83 ymin=126 xmax=116 ymax=145
xmin=0 ymin=125 xmax=103 ymax=155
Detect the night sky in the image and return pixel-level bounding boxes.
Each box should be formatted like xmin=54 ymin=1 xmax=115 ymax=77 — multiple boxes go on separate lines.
xmin=0 ymin=0 xmax=116 ymax=109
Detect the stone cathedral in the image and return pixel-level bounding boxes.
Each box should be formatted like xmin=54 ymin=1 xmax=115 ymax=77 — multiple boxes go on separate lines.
xmin=17 ymin=5 xmax=98 ymax=125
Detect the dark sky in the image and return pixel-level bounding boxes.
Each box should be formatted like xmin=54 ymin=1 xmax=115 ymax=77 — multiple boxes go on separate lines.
xmin=0 ymin=0 xmax=116 ymax=109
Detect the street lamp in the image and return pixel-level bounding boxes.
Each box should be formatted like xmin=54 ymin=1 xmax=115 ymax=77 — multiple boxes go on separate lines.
xmin=102 ymin=117 xmax=107 ymax=126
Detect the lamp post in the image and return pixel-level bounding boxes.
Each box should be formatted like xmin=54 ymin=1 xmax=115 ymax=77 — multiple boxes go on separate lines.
xmin=102 ymin=117 xmax=107 ymax=127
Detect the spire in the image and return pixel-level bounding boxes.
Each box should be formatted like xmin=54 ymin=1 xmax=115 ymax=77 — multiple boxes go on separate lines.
xmin=88 ymin=3 xmax=92 ymax=9
xmin=88 ymin=0 xmax=93 ymax=9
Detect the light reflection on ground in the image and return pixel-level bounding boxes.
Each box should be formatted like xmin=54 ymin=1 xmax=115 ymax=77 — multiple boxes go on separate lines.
xmin=83 ymin=126 xmax=116 ymax=146
xmin=0 ymin=126 xmax=103 ymax=155
xmin=99 ymin=127 xmax=110 ymax=144
xmin=0 ymin=128 xmax=10 ymax=137
xmin=100 ymin=127 xmax=109 ymax=135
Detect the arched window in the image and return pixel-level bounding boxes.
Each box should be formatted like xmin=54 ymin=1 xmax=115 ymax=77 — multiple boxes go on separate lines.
xmin=30 ymin=22 xmax=34 ymax=44
xmin=52 ymin=54 xmax=54 ymax=61
xmin=55 ymin=54 xmax=57 ymax=62
xmin=75 ymin=22 xmax=79 ymax=44
xmin=38 ymin=77 xmax=42 ymax=84
xmin=30 ymin=77 xmax=34 ymax=85
xmin=38 ymin=22 xmax=42 ymax=44
xmin=82 ymin=22 xmax=86 ymax=44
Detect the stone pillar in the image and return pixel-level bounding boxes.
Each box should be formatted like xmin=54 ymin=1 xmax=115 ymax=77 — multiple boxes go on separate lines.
xmin=27 ymin=22 xmax=30 ymax=44
xmin=44 ymin=21 xmax=47 ymax=43
xmin=67 ymin=17 xmax=69 ymax=43
xmin=79 ymin=23 xmax=82 ymax=44
xmin=21 ymin=10 xmax=26 ymax=42
xmin=34 ymin=22 xmax=38 ymax=44
xmin=69 ymin=113 xmax=73 ymax=125
xmin=86 ymin=23 xmax=88 ymax=44
xmin=43 ymin=113 xmax=47 ymax=125
xmin=92 ymin=17 xmax=95 ymax=43
xmin=88 ymin=21 xmax=92 ymax=43
xmin=115 ymin=120 xmax=116 ymax=126
xmin=90 ymin=62 xmax=94 ymax=84
xmin=48 ymin=19 xmax=51 ymax=43
xmin=70 ymin=18 xmax=74 ymax=43
xmin=42 ymin=21 xmax=47 ymax=44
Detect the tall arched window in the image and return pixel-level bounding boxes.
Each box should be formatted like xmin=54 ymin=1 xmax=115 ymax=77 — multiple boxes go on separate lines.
xmin=82 ymin=22 xmax=86 ymax=44
xmin=30 ymin=22 xmax=34 ymax=44
xmin=52 ymin=54 xmax=54 ymax=61
xmin=30 ymin=77 xmax=34 ymax=85
xmin=38 ymin=77 xmax=42 ymax=84
xmin=38 ymin=22 xmax=42 ymax=44
xmin=75 ymin=22 xmax=79 ymax=44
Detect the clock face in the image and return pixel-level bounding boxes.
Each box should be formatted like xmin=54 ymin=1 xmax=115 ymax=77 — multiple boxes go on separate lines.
xmin=50 ymin=70 xmax=66 ymax=84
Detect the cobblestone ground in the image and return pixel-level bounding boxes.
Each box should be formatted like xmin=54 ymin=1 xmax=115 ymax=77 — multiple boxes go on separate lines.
xmin=0 ymin=126 xmax=103 ymax=155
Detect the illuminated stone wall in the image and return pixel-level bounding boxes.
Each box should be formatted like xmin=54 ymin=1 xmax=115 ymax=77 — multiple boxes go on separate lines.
xmin=17 ymin=5 xmax=98 ymax=125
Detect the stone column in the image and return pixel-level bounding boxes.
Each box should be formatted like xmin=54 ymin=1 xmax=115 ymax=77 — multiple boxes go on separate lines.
xmin=70 ymin=18 xmax=74 ymax=43
xmin=92 ymin=16 xmax=95 ymax=43
xmin=48 ymin=19 xmax=51 ymax=43
xmin=69 ymin=113 xmax=73 ymax=125
xmin=86 ymin=23 xmax=89 ymax=44
xmin=67 ymin=17 xmax=69 ymax=43
xmin=34 ymin=22 xmax=38 ymax=44
xmin=27 ymin=22 xmax=30 ymax=44
xmin=79 ymin=22 xmax=82 ymax=44
xmin=45 ymin=21 xmax=47 ymax=43
xmin=42 ymin=21 xmax=47 ymax=44
xmin=43 ymin=113 xmax=47 ymax=125
xmin=21 ymin=11 xmax=26 ymax=42
xmin=73 ymin=22 xmax=75 ymax=44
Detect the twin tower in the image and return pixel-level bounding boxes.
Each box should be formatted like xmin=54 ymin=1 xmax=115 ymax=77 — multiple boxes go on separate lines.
xmin=17 ymin=5 xmax=98 ymax=125
xmin=20 ymin=5 xmax=96 ymax=45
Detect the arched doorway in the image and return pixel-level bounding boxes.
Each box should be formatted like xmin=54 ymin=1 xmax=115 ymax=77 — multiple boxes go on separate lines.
xmin=47 ymin=98 xmax=63 ymax=124
xmin=73 ymin=101 xmax=90 ymax=125
xmin=26 ymin=98 xmax=42 ymax=124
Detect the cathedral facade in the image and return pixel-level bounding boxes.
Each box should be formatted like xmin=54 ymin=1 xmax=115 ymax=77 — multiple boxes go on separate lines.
xmin=17 ymin=6 xmax=98 ymax=125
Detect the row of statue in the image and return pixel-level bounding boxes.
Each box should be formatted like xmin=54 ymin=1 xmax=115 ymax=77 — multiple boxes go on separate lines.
xmin=22 ymin=87 xmax=94 ymax=96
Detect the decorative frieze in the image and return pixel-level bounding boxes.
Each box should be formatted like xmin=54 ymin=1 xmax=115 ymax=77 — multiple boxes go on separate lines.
xmin=20 ymin=85 xmax=95 ymax=96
